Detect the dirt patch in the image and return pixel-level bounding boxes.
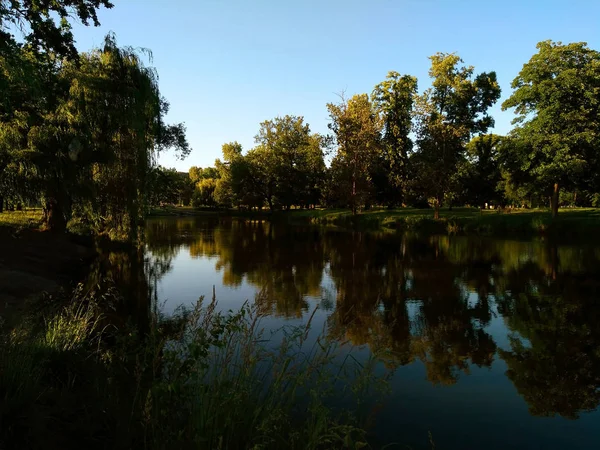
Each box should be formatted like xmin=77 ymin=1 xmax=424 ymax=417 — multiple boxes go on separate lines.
xmin=0 ymin=227 xmax=97 ymax=321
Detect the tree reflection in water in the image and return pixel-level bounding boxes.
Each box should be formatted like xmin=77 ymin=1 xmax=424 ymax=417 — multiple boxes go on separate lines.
xmin=141 ymin=217 xmax=600 ymax=419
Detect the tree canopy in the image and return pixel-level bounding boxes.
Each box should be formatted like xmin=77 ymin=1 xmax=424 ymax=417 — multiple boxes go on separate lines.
xmin=501 ymin=41 xmax=600 ymax=217
xmin=0 ymin=0 xmax=113 ymax=58
xmin=172 ymin=42 xmax=599 ymax=216
xmin=2 ymin=0 xmax=600 ymax=230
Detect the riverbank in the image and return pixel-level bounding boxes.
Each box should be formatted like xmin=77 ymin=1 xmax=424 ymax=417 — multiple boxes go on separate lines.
xmin=0 ymin=224 xmax=96 ymax=327
xmin=149 ymin=206 xmax=600 ymax=237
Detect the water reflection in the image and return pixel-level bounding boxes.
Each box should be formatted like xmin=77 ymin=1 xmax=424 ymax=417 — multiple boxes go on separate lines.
xmin=144 ymin=217 xmax=600 ymax=422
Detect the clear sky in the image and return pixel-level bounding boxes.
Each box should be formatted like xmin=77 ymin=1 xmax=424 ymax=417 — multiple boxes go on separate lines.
xmin=71 ymin=0 xmax=600 ymax=171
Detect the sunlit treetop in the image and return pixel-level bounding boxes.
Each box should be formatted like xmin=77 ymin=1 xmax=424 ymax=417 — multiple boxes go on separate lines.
xmin=0 ymin=0 xmax=113 ymax=58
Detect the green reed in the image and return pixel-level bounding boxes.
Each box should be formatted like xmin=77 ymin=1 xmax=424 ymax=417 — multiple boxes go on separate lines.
xmin=0 ymin=283 xmax=387 ymax=450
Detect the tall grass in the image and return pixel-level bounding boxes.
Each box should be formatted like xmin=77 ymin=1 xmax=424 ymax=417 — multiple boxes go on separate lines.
xmin=0 ymin=284 xmax=387 ymax=450
xmin=133 ymin=292 xmax=384 ymax=449
xmin=43 ymin=300 xmax=102 ymax=351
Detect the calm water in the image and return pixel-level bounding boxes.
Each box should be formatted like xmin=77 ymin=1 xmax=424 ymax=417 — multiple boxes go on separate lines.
xmin=143 ymin=217 xmax=600 ymax=449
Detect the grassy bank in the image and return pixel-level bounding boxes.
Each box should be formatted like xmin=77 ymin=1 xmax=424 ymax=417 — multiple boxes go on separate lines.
xmin=283 ymin=207 xmax=600 ymax=236
xmin=0 ymin=283 xmax=386 ymax=450
xmin=0 ymin=209 xmax=43 ymax=230
xmin=148 ymin=206 xmax=600 ymax=237
xmin=148 ymin=205 xmax=220 ymax=217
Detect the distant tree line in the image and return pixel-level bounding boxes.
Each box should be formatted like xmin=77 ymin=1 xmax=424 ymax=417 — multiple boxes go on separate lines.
xmin=178 ymin=42 xmax=600 ymax=218
xmin=2 ymin=1 xmax=599 ymax=234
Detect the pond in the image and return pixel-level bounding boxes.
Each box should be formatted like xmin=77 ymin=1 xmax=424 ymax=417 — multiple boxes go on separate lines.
xmin=142 ymin=216 xmax=600 ymax=450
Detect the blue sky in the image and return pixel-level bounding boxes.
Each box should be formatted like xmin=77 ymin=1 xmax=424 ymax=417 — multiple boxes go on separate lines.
xmin=72 ymin=0 xmax=600 ymax=171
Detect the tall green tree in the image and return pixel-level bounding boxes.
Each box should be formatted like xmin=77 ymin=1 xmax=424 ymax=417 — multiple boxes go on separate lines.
xmin=0 ymin=48 xmax=35 ymax=212
xmin=189 ymin=166 xmax=218 ymax=184
xmin=1 ymin=2 xmax=192 ymax=237
xmin=303 ymin=133 xmax=327 ymax=208
xmin=148 ymin=166 xmax=185 ymax=206
xmin=372 ymin=72 xmax=418 ymax=206
xmin=214 ymin=142 xmax=259 ymax=208
xmin=327 ymin=93 xmax=382 ymax=213
xmin=460 ymin=134 xmax=505 ymax=208
xmin=0 ymin=0 xmax=115 ymax=213
xmin=502 ymin=41 xmax=600 ymax=218
xmin=192 ymin=178 xmax=218 ymax=208
xmin=18 ymin=35 xmax=189 ymax=236
xmin=413 ymin=53 xmax=501 ymax=218
xmin=244 ymin=144 xmax=278 ymax=210
xmin=254 ymin=115 xmax=325 ymax=210
xmin=496 ymin=135 xmax=546 ymax=208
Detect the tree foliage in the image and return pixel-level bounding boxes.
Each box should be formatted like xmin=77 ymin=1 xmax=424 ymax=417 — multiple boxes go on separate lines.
xmin=372 ymin=72 xmax=418 ymax=206
xmin=501 ymin=41 xmax=600 ymax=217
xmin=194 ymin=43 xmax=600 ymax=214
xmin=0 ymin=32 xmax=189 ymax=237
xmin=210 ymin=120 xmax=326 ymax=211
xmin=412 ymin=53 xmax=501 ymax=217
xmin=0 ymin=0 xmax=113 ymax=58
xmin=3 ymin=5 xmax=600 ymax=237
xmin=327 ymin=94 xmax=382 ymax=213
xmin=459 ymin=134 xmax=505 ymax=207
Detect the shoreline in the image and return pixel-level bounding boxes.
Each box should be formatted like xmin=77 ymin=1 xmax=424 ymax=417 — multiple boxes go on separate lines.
xmin=0 ymin=226 xmax=97 ymax=326
xmin=147 ymin=206 xmax=600 ymax=238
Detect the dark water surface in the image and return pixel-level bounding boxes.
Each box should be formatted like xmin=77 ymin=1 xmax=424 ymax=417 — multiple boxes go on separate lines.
xmin=143 ymin=217 xmax=600 ymax=449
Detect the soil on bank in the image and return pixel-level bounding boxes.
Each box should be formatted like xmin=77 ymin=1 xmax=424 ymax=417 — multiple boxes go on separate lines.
xmin=0 ymin=227 xmax=96 ymax=325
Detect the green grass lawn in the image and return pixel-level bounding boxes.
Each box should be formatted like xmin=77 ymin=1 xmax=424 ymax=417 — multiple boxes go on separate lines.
xmin=114 ymin=205 xmax=600 ymax=236
xmin=0 ymin=209 xmax=43 ymax=230
xmin=148 ymin=205 xmax=220 ymax=216
xmin=279 ymin=206 xmax=600 ymax=236
xmin=286 ymin=206 xmax=600 ymax=219
xmin=8 ymin=205 xmax=600 ymax=235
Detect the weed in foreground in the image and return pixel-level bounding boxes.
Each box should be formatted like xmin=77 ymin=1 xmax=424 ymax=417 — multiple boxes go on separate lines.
xmin=0 ymin=284 xmax=389 ymax=450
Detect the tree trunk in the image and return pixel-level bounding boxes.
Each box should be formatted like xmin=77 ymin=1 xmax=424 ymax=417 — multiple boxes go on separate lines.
xmin=434 ymin=197 xmax=440 ymax=220
xmin=0 ymin=196 xmax=3 ymax=213
xmin=351 ymin=176 xmax=357 ymax=215
xmin=44 ymin=198 xmax=67 ymax=233
xmin=551 ymin=182 xmax=559 ymax=219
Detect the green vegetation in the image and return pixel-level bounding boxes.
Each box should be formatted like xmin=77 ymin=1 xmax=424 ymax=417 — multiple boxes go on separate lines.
xmin=3 ymin=0 xmax=598 ymax=235
xmin=0 ymin=285 xmax=384 ymax=449
xmin=411 ymin=53 xmax=500 ymax=218
xmin=146 ymin=206 xmax=600 ymax=237
xmin=1 ymin=1 xmax=188 ymax=240
xmin=156 ymin=41 xmax=600 ymax=222
xmin=501 ymin=41 xmax=600 ymax=219
xmin=281 ymin=207 xmax=600 ymax=236
xmin=0 ymin=208 xmax=42 ymax=229
xmin=1 ymin=0 xmax=600 ymax=448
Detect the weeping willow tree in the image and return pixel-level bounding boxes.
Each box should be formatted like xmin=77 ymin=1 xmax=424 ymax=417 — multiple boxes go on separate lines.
xmin=0 ymin=0 xmax=113 ymax=213
xmin=60 ymin=34 xmax=189 ymax=240
xmin=5 ymin=35 xmax=189 ymax=238
xmin=0 ymin=41 xmax=62 ymax=217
